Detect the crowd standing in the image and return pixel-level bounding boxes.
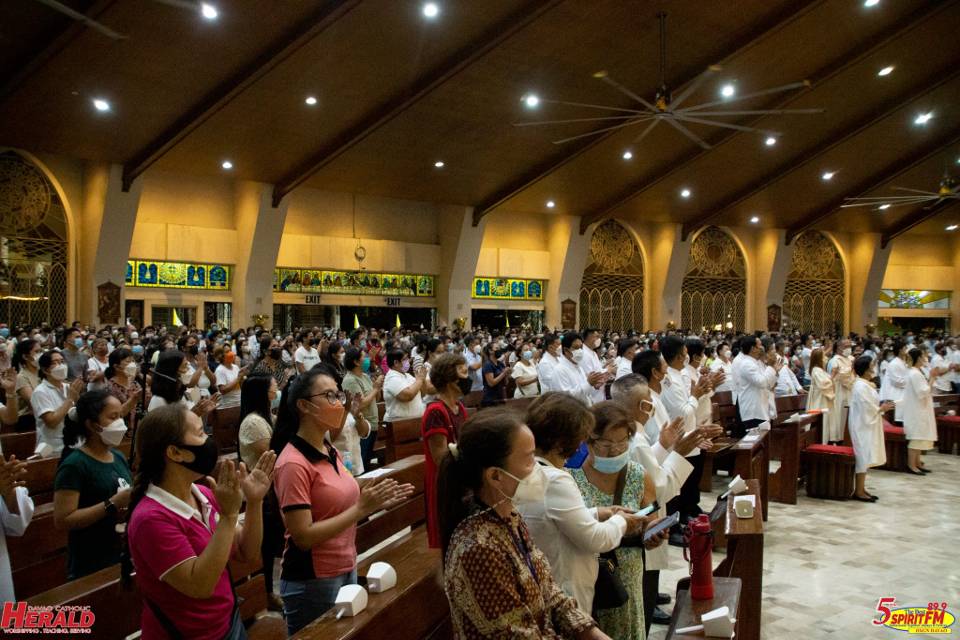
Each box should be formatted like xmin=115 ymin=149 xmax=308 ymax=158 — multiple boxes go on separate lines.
xmin=0 ymin=319 xmax=956 ymax=639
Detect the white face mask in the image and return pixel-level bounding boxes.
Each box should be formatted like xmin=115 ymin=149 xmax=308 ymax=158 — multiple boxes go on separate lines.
xmin=571 ymin=348 xmax=584 ymax=364
xmin=498 ymin=464 xmax=547 ymax=505
xmin=99 ymin=418 xmax=127 ymax=447
xmin=123 ymin=362 xmax=138 ymax=378
xmin=50 ymin=363 xmax=68 ymax=381
xmin=180 ymin=370 xmax=193 ymax=385
xmin=842 ymin=348 xmax=852 ymax=357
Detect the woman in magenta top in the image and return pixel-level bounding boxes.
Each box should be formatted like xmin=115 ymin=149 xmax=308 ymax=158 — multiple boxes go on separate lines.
xmin=271 ymin=365 xmax=414 ymax=635
xmin=124 ymin=403 xmax=276 ymax=640
xmin=420 ymin=353 xmax=471 ymax=548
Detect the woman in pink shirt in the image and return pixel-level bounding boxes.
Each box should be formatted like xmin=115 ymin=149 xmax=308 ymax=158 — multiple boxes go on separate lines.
xmin=123 ymin=404 xmax=276 ymax=640
xmin=271 ymin=365 xmax=414 ymax=635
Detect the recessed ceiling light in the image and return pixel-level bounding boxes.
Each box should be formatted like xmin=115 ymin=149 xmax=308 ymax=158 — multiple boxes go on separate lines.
xmin=546 ymin=200 xmax=556 ymax=209
xmin=720 ymin=84 xmax=735 ymax=98
xmin=92 ymin=98 xmax=110 ymax=112
xmin=522 ymin=93 xmax=540 ymax=109
xmin=765 ymin=136 xmax=777 ymax=146
xmin=877 ymin=65 xmax=894 ymax=77
xmin=914 ymin=111 xmax=934 ymax=125
xmin=622 ymin=150 xmax=633 ymax=160
xmin=304 ymin=96 xmax=318 ymax=106
xmin=821 ymin=171 xmax=836 ymax=181
xmin=422 ymin=2 xmax=439 ymax=18
xmin=946 ymin=224 xmax=958 ymax=231
xmin=680 ymin=188 xmax=692 ymax=199
xmin=221 ymin=160 xmax=233 ymax=170
xmin=878 ymin=203 xmax=891 ymax=210
xmin=434 ymin=160 xmax=444 ymax=168
xmin=200 ymin=3 xmax=218 ymax=20
xmin=749 ymin=216 xmax=760 ymax=224
xmin=864 ymin=0 xmax=879 ymax=7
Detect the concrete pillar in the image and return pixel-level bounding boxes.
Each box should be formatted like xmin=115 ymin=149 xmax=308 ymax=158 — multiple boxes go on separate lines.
xmin=234 ymin=182 xmax=289 ymax=329
xmin=437 ymin=206 xmax=483 ymax=329
xmin=848 ymin=233 xmax=890 ymax=334
xmin=78 ymin=163 xmax=143 ymax=325
xmin=648 ymin=224 xmax=690 ymax=330
xmin=755 ymin=229 xmax=795 ymax=330
xmin=546 ymin=215 xmax=591 ymax=330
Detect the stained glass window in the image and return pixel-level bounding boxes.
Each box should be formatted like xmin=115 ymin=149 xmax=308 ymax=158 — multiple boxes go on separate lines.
xmin=126 ymin=260 xmax=232 ymax=290
xmin=879 ymin=290 xmax=950 ymax=309
xmin=273 ymin=268 xmax=435 ymax=297
xmin=472 ymin=277 xmax=545 ymax=301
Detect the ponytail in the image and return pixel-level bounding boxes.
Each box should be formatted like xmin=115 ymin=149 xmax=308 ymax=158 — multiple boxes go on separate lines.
xmin=437 ymin=408 xmax=523 ymax=560
xmin=269 ymin=363 xmax=339 ymax=455
xmin=60 ymin=389 xmax=113 ymax=464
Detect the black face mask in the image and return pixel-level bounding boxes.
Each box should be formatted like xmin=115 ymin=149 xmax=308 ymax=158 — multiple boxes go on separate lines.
xmin=457 ymin=377 xmax=473 ymax=396
xmin=175 ymin=437 xmax=219 ymax=476
xmin=188 ymin=345 xmax=200 ymax=356
xmin=269 ymin=347 xmax=283 ymax=360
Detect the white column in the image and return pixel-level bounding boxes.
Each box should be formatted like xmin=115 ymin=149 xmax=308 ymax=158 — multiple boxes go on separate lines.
xmin=756 ymin=229 xmax=795 ymax=330
xmin=546 ymin=215 xmax=591 ymax=330
xmin=233 ymin=182 xmax=290 ymax=329
xmin=437 ymin=206 xmax=483 ymax=329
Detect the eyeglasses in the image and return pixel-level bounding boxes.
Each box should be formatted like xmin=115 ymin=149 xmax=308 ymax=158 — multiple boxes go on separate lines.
xmin=592 ymin=437 xmax=631 ymax=455
xmin=307 ymin=391 xmax=346 ymax=406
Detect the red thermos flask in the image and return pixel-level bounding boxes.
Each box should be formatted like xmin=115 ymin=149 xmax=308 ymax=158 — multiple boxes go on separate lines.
xmin=683 ymin=514 xmax=714 ymax=600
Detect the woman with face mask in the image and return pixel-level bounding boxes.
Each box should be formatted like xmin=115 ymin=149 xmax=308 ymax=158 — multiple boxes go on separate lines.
xmin=213 ymin=346 xmax=247 ymax=410
xmin=901 ymin=348 xmax=939 ymax=474
xmin=251 ymin=337 xmax=290 ymax=390
xmin=85 ymin=338 xmax=111 ymax=392
xmin=382 ymin=349 xmax=426 ymax=423
xmin=271 ymin=366 xmax=413 ymax=635
xmin=12 ymin=338 xmax=42 ymax=431
xmin=847 ymin=356 xmax=891 ymax=501
xmin=341 ymin=347 xmax=383 ymax=471
xmin=438 ymin=409 xmax=611 ymax=639
xmin=481 ymin=343 xmax=510 ymax=407
xmin=30 ymin=352 xmax=85 ymax=455
xmin=420 ymin=353 xmax=471 ymax=548
xmin=322 ymin=341 xmax=347 ymax=387
xmin=123 ymin=403 xmax=275 ymax=640
xmin=179 ymin=334 xmax=216 ymax=400
xmin=53 ymin=390 xmax=133 ymax=579
xmin=571 ymin=401 xmax=659 ymax=639
xmin=147 ymin=351 xmax=217 ymax=418
xmin=512 ymin=342 xmax=540 ymax=397
xmin=105 ymin=347 xmax=143 ymax=426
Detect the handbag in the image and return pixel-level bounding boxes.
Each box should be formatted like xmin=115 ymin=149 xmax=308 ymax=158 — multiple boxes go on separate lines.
xmin=592 ymin=467 xmax=630 ymax=613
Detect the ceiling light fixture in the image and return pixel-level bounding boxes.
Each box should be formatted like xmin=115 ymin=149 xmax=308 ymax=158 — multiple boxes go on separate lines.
xmin=864 ymin=0 xmax=879 ymax=7
xmin=720 ymin=83 xmax=736 ymax=98
xmin=92 ymin=98 xmax=111 ymax=112
xmin=522 ymin=93 xmax=540 ymax=109
xmin=765 ymin=136 xmax=777 ymax=146
xmin=680 ymin=188 xmax=692 ymax=198
xmin=878 ymin=203 xmax=891 ymax=210
xmin=304 ymin=96 xmax=318 ymax=106
xmin=877 ymin=65 xmax=894 ymax=77
xmin=622 ymin=150 xmax=633 ymax=160
xmin=221 ymin=160 xmax=233 ymax=170
xmin=749 ymin=216 xmax=760 ymax=224
xmin=947 ymin=224 xmax=958 ymax=231
xmin=434 ymin=160 xmax=444 ymax=168
xmin=200 ymin=3 xmax=218 ymax=20
xmin=914 ymin=112 xmax=934 ymax=125
xmin=422 ymin=2 xmax=439 ymax=19
xmin=546 ymin=200 xmax=556 ymax=209
xmin=822 ymin=171 xmax=836 ymax=181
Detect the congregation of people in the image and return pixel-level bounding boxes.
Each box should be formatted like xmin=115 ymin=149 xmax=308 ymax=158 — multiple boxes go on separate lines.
xmin=0 ymin=319 xmax=953 ymax=639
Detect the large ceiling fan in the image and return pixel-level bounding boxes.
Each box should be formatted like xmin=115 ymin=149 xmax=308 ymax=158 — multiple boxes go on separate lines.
xmin=841 ymin=172 xmax=960 ymax=210
xmin=514 ymin=12 xmax=824 ymax=149
xmin=32 ymin=0 xmax=215 ymax=40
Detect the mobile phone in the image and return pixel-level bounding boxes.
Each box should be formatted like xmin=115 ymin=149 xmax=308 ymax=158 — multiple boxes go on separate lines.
xmin=636 ymin=500 xmax=660 ymax=517
xmin=642 ymin=512 xmax=680 ymax=543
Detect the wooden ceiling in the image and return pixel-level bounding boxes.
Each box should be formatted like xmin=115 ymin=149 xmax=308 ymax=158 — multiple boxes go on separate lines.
xmin=2 ymin=0 xmax=959 ymax=242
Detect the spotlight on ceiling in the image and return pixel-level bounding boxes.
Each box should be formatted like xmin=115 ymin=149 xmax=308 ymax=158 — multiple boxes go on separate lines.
xmin=749 ymin=216 xmax=760 ymax=224
xmin=821 ymin=171 xmax=836 ymax=181
xmin=914 ymin=112 xmax=934 ymax=125
xmin=720 ymin=84 xmax=735 ymax=98
xmin=522 ymin=93 xmax=540 ymax=109
xmin=864 ymin=0 xmax=879 ymax=7
xmin=946 ymin=224 xmax=958 ymax=231
xmin=878 ymin=203 xmax=891 ymax=210
xmin=764 ymin=136 xmax=777 ymax=147
xmin=434 ymin=160 xmax=444 ymax=168
xmin=622 ymin=150 xmax=633 ymax=160
xmin=200 ymin=3 xmax=218 ymax=20
xmin=546 ymin=200 xmax=556 ymax=209
xmin=680 ymin=188 xmax=692 ymax=199
xmin=221 ymin=160 xmax=233 ymax=170
xmin=304 ymin=96 xmax=318 ymax=106
xmin=422 ymin=2 xmax=439 ymax=19
xmin=877 ymin=65 xmax=894 ymax=77
xmin=92 ymin=98 xmax=111 ymax=112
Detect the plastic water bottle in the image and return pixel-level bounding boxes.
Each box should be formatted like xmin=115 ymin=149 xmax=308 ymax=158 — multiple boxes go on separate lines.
xmin=342 ymin=451 xmax=354 ymax=475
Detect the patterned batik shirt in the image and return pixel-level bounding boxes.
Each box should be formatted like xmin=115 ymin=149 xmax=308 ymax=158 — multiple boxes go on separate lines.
xmin=444 ymin=504 xmax=596 ymax=639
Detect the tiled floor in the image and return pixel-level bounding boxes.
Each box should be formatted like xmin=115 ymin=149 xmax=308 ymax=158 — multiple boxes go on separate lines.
xmin=650 ymin=451 xmax=960 ymax=640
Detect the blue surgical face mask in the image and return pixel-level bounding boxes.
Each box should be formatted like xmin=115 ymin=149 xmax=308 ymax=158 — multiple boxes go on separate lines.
xmin=522 ymin=350 xmax=533 ymax=361
xmin=271 ymin=389 xmax=282 ymax=411
xmin=362 ymin=357 xmax=371 ymax=372
xmin=132 ymin=345 xmax=144 ymax=356
xmin=73 ymin=337 xmax=84 ymax=348
xmin=0 ymin=328 xmax=8 ymax=338
xmin=592 ymin=449 xmax=630 ymax=474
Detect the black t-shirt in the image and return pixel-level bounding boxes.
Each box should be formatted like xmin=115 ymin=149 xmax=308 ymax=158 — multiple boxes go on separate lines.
xmin=482 ymin=360 xmax=506 ymax=403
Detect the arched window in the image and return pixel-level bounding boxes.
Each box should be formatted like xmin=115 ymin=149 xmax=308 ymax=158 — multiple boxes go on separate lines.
xmin=681 ymin=226 xmax=746 ymax=332
xmin=579 ymin=220 xmax=644 ymax=331
xmin=0 ymin=151 xmax=69 ymax=326
xmin=782 ymin=230 xmax=845 ymax=335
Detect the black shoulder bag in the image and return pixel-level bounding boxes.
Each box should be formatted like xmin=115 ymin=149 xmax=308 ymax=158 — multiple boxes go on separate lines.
xmin=592 ymin=467 xmax=630 ymax=614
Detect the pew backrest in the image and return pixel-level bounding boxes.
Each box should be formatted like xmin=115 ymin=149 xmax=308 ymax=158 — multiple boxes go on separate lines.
xmin=0 ymin=431 xmax=38 ymax=461
xmin=382 ymin=418 xmax=422 ymax=464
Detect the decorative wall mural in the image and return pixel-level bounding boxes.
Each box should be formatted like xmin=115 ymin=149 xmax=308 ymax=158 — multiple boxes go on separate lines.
xmin=472 ymin=277 xmax=545 ymax=301
xmin=681 ymin=226 xmax=745 ymax=331
xmin=580 ymin=220 xmax=644 ymax=331
xmin=126 ymin=260 xmax=232 ymax=290
xmin=782 ymin=230 xmax=845 ymax=334
xmin=274 ymin=268 xmax=435 ymax=297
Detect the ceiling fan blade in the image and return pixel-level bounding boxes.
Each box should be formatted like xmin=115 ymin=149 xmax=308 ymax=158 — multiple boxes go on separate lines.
xmin=541 ymin=98 xmax=652 ymax=115
xmin=632 ymin=119 xmax=661 ymax=145
xmin=892 ymin=187 xmax=940 ymax=195
xmin=552 ymin=118 xmax=653 ymax=144
xmin=680 ymin=80 xmax=809 ymax=113
xmin=676 ymin=114 xmax=780 ymax=136
xmin=841 ymin=199 xmax=930 ymax=208
xmin=150 ymin=0 xmax=201 ymax=11
xmin=844 ymin=195 xmax=938 ymax=201
xmin=594 ymin=73 xmax=660 ymax=113
xmin=34 ymin=0 xmax=126 ymax=39
xmin=514 ymin=115 xmax=645 ymax=127
xmin=923 ymin=197 xmax=947 ymax=210
xmin=663 ymin=118 xmax=711 ymax=150
xmin=678 ymin=108 xmax=824 ymax=117
xmin=670 ymin=65 xmax=721 ymax=110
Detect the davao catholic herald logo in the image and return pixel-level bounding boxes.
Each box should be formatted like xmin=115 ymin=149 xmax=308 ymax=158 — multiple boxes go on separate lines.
xmin=1 ymin=602 xmax=95 ymax=634
xmin=874 ymin=598 xmax=955 ymax=634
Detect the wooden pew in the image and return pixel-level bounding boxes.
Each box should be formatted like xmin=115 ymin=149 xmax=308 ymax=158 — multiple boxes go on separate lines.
xmin=210 ymin=405 xmax=241 ymax=453
xmin=768 ymin=412 xmax=820 ymax=504
xmin=462 ymin=390 xmax=483 ymax=409
xmin=355 ymin=455 xmax=426 ymax=555
xmin=504 ymin=395 xmax=536 ymax=413
xmin=666 ymin=576 xmax=742 ymax=640
xmin=713 ymin=479 xmax=764 ymax=640
xmin=730 ymin=431 xmax=770 ymax=521
xmin=382 ymin=418 xmax=422 ymax=464
xmin=0 ymin=431 xmax=39 ymax=460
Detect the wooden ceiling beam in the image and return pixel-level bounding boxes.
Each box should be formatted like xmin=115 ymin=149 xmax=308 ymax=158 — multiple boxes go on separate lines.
xmin=679 ymin=65 xmax=960 ymax=241
xmin=0 ymin=0 xmax=119 ymax=104
xmin=270 ymin=0 xmax=565 ymax=208
xmin=121 ymin=0 xmax=362 ymax=191
xmin=578 ymin=0 xmax=956 ymax=235
xmin=469 ymin=0 xmax=824 ymax=227
xmin=882 ymin=199 xmax=960 ymax=248
xmin=786 ymin=127 xmax=960 ymax=244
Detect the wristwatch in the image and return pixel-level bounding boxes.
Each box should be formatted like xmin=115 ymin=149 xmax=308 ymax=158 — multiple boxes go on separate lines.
xmin=104 ymin=499 xmax=118 ymax=517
